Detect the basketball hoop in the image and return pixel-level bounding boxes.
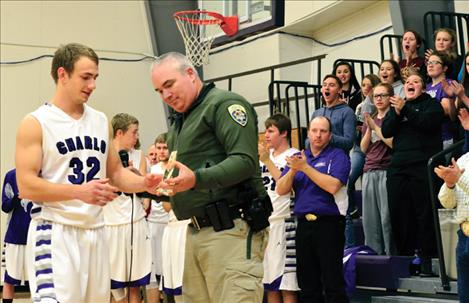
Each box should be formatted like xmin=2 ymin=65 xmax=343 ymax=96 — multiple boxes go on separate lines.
xmin=174 ymin=10 xmax=238 ymax=66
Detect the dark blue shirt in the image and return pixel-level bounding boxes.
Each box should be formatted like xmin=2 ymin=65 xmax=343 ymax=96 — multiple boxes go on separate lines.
xmin=281 ymin=145 xmax=351 ymax=216
xmin=2 ymin=169 xmax=33 ymax=244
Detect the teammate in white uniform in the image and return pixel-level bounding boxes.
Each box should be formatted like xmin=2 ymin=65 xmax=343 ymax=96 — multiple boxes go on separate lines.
xmin=146 ymin=133 xmax=170 ymax=303
xmin=259 ymin=114 xmax=300 ymax=303
xmin=1 ymin=169 xmax=33 ymax=303
xmin=104 ymin=113 xmax=152 ymax=303
xmin=15 ymin=43 xmax=162 ymax=303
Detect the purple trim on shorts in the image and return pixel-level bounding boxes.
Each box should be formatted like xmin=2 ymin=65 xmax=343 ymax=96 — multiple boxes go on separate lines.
xmin=163 ymin=286 xmax=182 ymax=296
xmin=111 ymin=272 xmax=151 ymax=289
xmin=35 ymin=239 xmax=51 ymax=246
xmin=37 ymin=282 xmax=54 ymax=291
xmin=4 ymin=270 xmax=21 ymax=285
xmin=35 ymin=253 xmax=52 ymax=261
xmin=263 ymin=275 xmax=282 ymax=291
xmin=36 ymin=223 xmax=52 ymax=230
xmin=36 ymin=268 xmax=53 ymax=275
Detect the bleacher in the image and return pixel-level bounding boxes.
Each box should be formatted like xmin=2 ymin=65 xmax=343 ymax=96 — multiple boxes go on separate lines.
xmin=207 ymin=10 xmax=468 ymax=302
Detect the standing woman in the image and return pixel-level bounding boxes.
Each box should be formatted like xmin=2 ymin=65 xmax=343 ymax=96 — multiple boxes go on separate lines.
xmin=334 ymin=62 xmax=363 ymax=247
xmin=399 ymin=30 xmax=426 ymax=79
xmin=426 ymin=51 xmax=458 ymax=149
xmin=425 ymin=28 xmax=463 ymax=81
xmin=381 ymin=74 xmax=445 ymax=275
xmin=379 ymin=60 xmax=405 ymax=99
xmin=334 ymin=61 xmax=362 ymax=112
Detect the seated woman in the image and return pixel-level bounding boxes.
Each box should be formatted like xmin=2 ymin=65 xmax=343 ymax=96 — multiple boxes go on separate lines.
xmin=425 ymin=28 xmax=463 ymax=81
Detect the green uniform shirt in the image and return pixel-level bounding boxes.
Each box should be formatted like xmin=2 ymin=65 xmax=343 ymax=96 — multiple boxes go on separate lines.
xmin=167 ymin=83 xmax=265 ymax=220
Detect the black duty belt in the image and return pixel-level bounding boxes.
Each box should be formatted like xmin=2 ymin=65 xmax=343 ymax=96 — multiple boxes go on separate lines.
xmin=189 ymin=205 xmax=243 ymax=230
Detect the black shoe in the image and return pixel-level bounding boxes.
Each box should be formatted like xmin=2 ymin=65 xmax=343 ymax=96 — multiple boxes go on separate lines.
xmin=419 ymin=258 xmax=437 ymax=277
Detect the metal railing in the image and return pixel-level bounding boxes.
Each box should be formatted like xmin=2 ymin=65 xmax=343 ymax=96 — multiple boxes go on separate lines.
xmin=427 ymin=139 xmax=465 ymax=291
xmin=333 ymin=58 xmax=380 ymax=81
xmin=204 ymin=54 xmax=326 ymax=93
xmin=268 ymin=81 xmax=321 ymax=149
xmin=424 ymin=11 xmax=469 ymax=56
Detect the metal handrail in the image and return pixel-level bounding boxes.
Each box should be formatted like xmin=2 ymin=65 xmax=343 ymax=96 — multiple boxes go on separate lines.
xmin=427 ymin=139 xmax=464 ymax=291
xmin=424 ymin=11 xmax=469 ymax=56
xmin=204 ymin=54 xmax=326 ymax=91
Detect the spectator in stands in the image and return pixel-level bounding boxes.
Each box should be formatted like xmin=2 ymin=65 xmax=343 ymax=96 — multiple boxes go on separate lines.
xmin=399 ymin=29 xmax=426 ymax=80
xmin=277 ymin=116 xmax=350 ymax=303
xmin=311 ymin=74 xmax=356 ymax=153
xmin=379 ymin=60 xmax=405 ymax=98
xmin=382 ymin=73 xmax=445 ymax=276
xmin=360 ymin=83 xmax=394 ymax=255
xmin=311 ymin=74 xmax=357 ymax=247
xmin=357 ymin=74 xmax=381 ymax=122
xmin=425 ymin=28 xmax=463 ymax=81
xmin=435 ymin=108 xmax=469 ymax=303
xmin=426 ymin=51 xmax=458 ymax=149
xmin=333 ymin=61 xmax=362 ymax=112
xmin=455 ymin=52 xmax=469 ymax=110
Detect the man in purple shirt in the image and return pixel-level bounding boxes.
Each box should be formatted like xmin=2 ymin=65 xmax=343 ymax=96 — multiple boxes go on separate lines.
xmin=277 ymin=116 xmax=351 ymax=303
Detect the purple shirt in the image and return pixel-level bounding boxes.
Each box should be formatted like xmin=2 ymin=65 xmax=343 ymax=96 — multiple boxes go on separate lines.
xmin=426 ymin=80 xmax=453 ymax=141
xmin=281 ymin=145 xmax=350 ymax=216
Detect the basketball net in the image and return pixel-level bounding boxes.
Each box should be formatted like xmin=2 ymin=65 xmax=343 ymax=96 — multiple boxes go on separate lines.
xmin=174 ymin=11 xmax=238 ymax=67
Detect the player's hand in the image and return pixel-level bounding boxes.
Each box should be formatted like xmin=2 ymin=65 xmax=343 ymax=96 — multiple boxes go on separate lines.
xmin=162 ymin=161 xmax=196 ymax=195
xmin=258 ymin=142 xmax=270 ymax=163
xmin=79 ymin=178 xmax=119 ymax=206
xmin=145 ymin=173 xmax=163 ymax=194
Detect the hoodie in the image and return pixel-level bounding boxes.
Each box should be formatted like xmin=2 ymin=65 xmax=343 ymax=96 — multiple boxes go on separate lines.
xmin=311 ymin=102 xmax=356 ymax=153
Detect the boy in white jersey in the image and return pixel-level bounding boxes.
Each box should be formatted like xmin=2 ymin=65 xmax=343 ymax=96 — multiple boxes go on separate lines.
xmin=104 ymin=113 xmax=152 ymax=303
xmin=15 ymin=43 xmax=162 ymax=303
xmin=259 ymin=114 xmax=299 ymax=303
xmin=150 ymin=133 xmax=190 ymax=303
xmin=146 ymin=133 xmax=170 ymax=303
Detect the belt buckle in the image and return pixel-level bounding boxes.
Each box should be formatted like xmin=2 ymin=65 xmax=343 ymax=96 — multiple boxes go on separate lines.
xmin=462 ymin=221 xmax=469 ymax=237
xmin=305 ymin=213 xmax=317 ymax=221
xmin=191 ymin=216 xmax=201 ymax=231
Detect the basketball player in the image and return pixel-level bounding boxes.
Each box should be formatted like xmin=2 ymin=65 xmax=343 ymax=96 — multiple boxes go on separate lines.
xmin=104 ymin=113 xmax=152 ymax=303
xmin=259 ymin=114 xmax=299 ymax=303
xmin=15 ymin=43 xmax=162 ymax=303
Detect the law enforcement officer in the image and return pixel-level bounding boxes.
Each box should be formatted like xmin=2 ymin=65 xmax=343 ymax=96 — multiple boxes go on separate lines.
xmin=277 ymin=116 xmax=351 ymax=303
xmin=150 ymin=52 xmax=270 ymax=303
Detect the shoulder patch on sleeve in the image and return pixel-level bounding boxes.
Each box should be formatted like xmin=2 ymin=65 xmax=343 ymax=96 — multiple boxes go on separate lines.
xmin=228 ymin=104 xmax=248 ymax=127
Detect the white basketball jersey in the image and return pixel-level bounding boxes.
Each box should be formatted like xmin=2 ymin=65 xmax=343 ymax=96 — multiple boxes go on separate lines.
xmin=103 ymin=149 xmax=147 ymax=225
xmin=260 ymin=147 xmax=299 ymax=219
xmin=30 ymin=103 xmax=109 ymax=228
xmin=147 ymin=163 xmax=170 ymax=223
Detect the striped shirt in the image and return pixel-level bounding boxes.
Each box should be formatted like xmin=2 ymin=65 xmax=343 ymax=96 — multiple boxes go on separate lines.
xmin=438 ymin=152 xmax=469 ymax=224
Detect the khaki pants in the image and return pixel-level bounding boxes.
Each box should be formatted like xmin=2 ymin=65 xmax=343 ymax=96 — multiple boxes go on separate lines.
xmin=183 ymin=218 xmax=268 ymax=303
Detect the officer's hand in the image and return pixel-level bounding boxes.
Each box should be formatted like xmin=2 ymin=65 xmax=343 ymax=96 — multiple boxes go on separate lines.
xmin=164 ymin=161 xmax=196 ymax=194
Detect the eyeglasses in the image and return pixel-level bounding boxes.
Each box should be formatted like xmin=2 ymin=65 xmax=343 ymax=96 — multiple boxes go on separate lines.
xmin=427 ymin=60 xmax=443 ymax=66
xmin=373 ymin=93 xmax=390 ymax=99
